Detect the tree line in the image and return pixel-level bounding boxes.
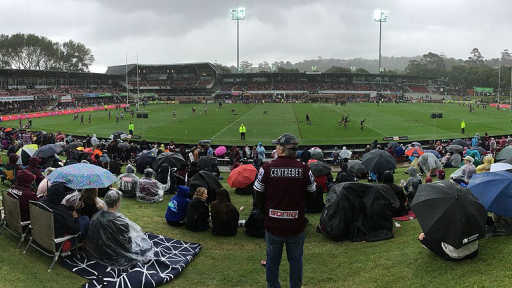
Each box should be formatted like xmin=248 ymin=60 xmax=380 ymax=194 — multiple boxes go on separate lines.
xmin=0 ymin=33 xmax=94 ymax=72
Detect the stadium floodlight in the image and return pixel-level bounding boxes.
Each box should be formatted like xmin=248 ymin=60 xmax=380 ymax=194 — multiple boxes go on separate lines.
xmin=374 ymin=9 xmax=389 ymax=74
xmin=350 ymin=67 xmax=356 ymax=72
xmin=498 ymin=57 xmax=501 ymax=109
xmin=231 ymin=7 xmax=246 ymax=73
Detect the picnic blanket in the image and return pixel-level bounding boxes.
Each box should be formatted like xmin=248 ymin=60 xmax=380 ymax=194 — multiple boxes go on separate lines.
xmin=393 ymin=210 xmax=416 ymax=221
xmin=61 ymin=233 xmax=201 ymax=288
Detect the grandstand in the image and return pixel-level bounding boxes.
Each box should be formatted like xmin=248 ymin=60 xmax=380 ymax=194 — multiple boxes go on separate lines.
xmin=0 ymin=62 xmax=455 ymax=115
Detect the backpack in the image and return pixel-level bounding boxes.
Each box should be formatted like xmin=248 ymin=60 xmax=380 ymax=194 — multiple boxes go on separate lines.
xmin=244 ymin=209 xmax=265 ymax=238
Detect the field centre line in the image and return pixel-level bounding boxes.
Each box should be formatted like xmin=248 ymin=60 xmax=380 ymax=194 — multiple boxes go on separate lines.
xmin=327 ymin=105 xmax=388 ymax=137
xmin=211 ymin=105 xmax=261 ymax=140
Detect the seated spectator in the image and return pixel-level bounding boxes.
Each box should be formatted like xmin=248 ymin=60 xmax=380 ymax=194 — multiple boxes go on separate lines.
xmin=26 ymin=156 xmax=44 ymax=187
xmin=108 ymin=155 xmax=122 ymax=176
xmin=210 ymin=188 xmax=239 ymax=236
xmin=37 ymin=167 xmax=55 ymax=197
xmin=155 ymin=163 xmax=171 ymax=193
xmin=382 ymin=171 xmax=408 ymax=217
xmin=339 ymin=147 xmax=352 ymax=162
xmin=336 ymin=163 xmax=356 ymax=183
xmin=444 ymin=152 xmax=462 ymax=168
xmin=186 ymin=187 xmax=210 ymax=232
xmin=87 ymin=190 xmax=154 ymax=269
xmin=418 ymin=232 xmax=478 ymax=262
xmin=7 ymin=170 xmax=38 ymax=229
xmin=117 ymin=164 xmax=139 ymax=198
xmin=40 ymin=182 xmax=89 ymax=249
xmin=137 ymin=168 xmax=164 ymax=202
xmin=244 ymin=201 xmax=265 ymax=238
xmin=436 ymin=169 xmax=446 ymax=181
xmin=476 ymin=155 xmax=493 ymax=173
xmin=165 ymin=185 xmax=191 ymax=227
xmin=404 ymin=167 xmax=422 ymax=204
xmin=79 ymin=188 xmax=105 ymax=220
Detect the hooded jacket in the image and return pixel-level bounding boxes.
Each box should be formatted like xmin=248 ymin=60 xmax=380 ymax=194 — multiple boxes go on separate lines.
xmin=405 ymin=167 xmax=422 ymax=198
xmin=382 ymin=171 xmax=408 ymax=216
xmin=165 ymin=186 xmax=191 ymax=224
xmin=117 ymin=164 xmax=139 ymax=198
xmin=8 ymin=153 xmax=22 ymax=171
xmin=27 ymin=156 xmax=44 ymax=186
xmin=7 ymin=169 xmax=38 ymax=223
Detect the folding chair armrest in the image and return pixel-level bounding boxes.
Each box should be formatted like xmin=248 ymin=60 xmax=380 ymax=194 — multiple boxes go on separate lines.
xmin=20 ymin=221 xmax=30 ymax=227
xmin=54 ymin=233 xmax=80 ymax=244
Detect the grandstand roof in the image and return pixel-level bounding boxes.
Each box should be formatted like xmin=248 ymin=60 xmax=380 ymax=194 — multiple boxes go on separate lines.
xmin=105 ymin=62 xmax=222 ymax=75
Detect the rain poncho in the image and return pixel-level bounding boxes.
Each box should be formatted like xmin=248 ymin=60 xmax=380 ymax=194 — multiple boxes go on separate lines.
xmin=339 ymin=147 xmax=352 ymax=160
xmin=87 ymin=209 xmax=155 ymax=269
xmin=136 ymin=169 xmax=164 ymax=203
xmin=418 ymin=153 xmax=442 ymax=175
xmin=476 ymin=155 xmax=493 ymax=173
xmin=117 ymin=164 xmax=140 ymax=198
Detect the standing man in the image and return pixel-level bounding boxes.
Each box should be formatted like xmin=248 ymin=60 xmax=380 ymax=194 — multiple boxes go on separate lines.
xmin=88 ymin=114 xmax=92 ymax=124
xmin=108 ymin=110 xmax=111 ymax=121
xmin=254 ymin=133 xmax=316 ymax=288
xmin=128 ymin=122 xmax=135 ymax=137
xmin=204 ymin=107 xmax=208 ymax=116
xmin=305 ymin=112 xmax=311 ymax=124
xmin=80 ymin=114 xmax=85 ymax=126
xmin=360 ymin=118 xmax=366 ymax=130
xmin=116 ymin=113 xmax=120 ymax=123
xmin=173 ymin=109 xmax=176 ymax=119
xmin=461 ymin=120 xmax=466 ymax=134
xmin=239 ymin=124 xmax=246 ymax=141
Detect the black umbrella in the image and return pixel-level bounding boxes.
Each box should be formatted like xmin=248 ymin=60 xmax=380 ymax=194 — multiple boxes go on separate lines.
xmin=64 ymin=141 xmax=83 ymax=153
xmin=189 ymin=170 xmax=223 ymax=204
xmin=34 ymin=144 xmax=63 ymax=159
xmin=361 ymin=150 xmax=396 ymax=174
xmin=471 ymin=146 xmax=486 ymax=155
xmin=111 ymin=131 xmax=127 ymax=140
xmin=411 ymin=180 xmax=487 ymax=249
xmin=134 ymin=150 xmax=157 ymax=174
xmin=118 ymin=142 xmax=131 ymax=150
xmin=197 ymin=156 xmax=218 ymax=171
xmin=152 ymin=152 xmax=185 ymax=171
xmin=308 ymin=161 xmax=332 ymax=177
xmin=347 ymin=160 xmax=367 ymax=174
xmin=451 ymin=138 xmax=469 ymax=147
xmin=446 ymin=145 xmax=464 ymax=153
xmin=319 ymin=182 xmax=398 ymax=242
xmin=497 ymin=146 xmax=512 ymax=161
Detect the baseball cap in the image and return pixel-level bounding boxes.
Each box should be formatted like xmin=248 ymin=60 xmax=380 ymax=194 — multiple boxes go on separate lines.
xmin=463 ymin=156 xmax=474 ymax=163
xmin=271 ymin=133 xmax=299 ymax=149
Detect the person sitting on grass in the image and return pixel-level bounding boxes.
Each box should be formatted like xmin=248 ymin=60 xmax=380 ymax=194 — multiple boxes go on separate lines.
xmin=186 ymin=187 xmax=210 ymax=232
xmin=155 ymin=163 xmax=171 ymax=193
xmin=87 ymin=189 xmax=155 ymax=269
xmin=137 ymin=168 xmax=164 ymax=203
xmin=165 ymin=185 xmax=191 ymax=227
xmin=476 ymin=155 xmax=493 ymax=173
xmin=79 ymin=188 xmax=105 ymax=220
xmin=403 ymin=167 xmax=422 ymax=205
xmin=418 ymin=232 xmax=478 ymax=262
xmin=211 ymin=188 xmax=239 ymax=236
xmin=117 ymin=164 xmax=139 ymax=198
xmin=382 ymin=171 xmax=408 ymax=217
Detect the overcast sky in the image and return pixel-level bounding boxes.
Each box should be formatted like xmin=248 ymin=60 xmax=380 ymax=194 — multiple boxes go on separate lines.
xmin=1 ymin=0 xmax=510 ymax=73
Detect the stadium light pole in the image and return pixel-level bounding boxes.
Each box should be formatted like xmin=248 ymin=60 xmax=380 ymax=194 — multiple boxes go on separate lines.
xmin=231 ymin=7 xmax=246 ymax=73
xmin=373 ymin=10 xmax=389 ymax=74
xmin=498 ymin=57 xmax=501 ymax=109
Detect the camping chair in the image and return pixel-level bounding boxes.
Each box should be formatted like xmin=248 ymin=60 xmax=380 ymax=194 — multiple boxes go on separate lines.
xmin=23 ymin=201 xmax=80 ymax=272
xmin=0 ymin=190 xmax=31 ymax=249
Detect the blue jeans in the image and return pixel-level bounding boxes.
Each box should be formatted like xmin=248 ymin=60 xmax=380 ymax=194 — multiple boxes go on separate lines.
xmin=265 ymin=231 xmax=305 ymax=288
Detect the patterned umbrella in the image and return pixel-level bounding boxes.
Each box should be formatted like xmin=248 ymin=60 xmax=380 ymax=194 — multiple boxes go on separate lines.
xmin=47 ymin=163 xmax=118 ymax=189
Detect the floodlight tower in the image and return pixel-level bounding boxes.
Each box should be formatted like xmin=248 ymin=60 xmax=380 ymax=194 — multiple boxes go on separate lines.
xmin=374 ymin=10 xmax=389 ymax=74
xmin=498 ymin=57 xmax=502 ymax=109
xmin=231 ymin=7 xmax=246 ymax=73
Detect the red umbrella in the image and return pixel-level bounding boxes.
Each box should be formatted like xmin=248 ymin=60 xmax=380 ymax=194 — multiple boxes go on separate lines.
xmin=405 ymin=147 xmax=424 ymax=158
xmin=227 ymin=164 xmax=257 ymax=188
xmin=83 ymin=147 xmax=93 ymax=154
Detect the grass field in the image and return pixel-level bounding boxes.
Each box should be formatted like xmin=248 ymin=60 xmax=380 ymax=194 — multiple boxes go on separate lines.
xmin=2 ymin=164 xmax=512 ymax=288
xmin=2 ymin=102 xmax=511 ymax=146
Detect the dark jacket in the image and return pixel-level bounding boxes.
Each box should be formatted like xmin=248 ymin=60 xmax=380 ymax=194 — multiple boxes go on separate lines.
xmin=382 ymin=171 xmax=408 ymax=217
xmin=211 ymin=204 xmax=239 ymax=236
xmin=40 ymin=183 xmax=80 ymax=239
xmin=186 ymin=197 xmax=209 ymax=232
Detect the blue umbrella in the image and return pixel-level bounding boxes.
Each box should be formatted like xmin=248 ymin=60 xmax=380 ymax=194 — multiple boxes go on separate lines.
xmin=468 ymin=170 xmax=512 ymax=218
xmin=48 ymin=163 xmax=118 ymax=189
xmin=424 ymin=150 xmax=441 ymax=159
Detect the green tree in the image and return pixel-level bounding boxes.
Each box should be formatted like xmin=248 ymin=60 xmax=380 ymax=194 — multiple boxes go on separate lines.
xmin=0 ymin=33 xmax=94 ymax=72
xmin=325 ymin=66 xmax=351 ymax=73
xmin=466 ymin=48 xmax=485 ymax=66
xmin=213 ymin=63 xmax=231 ymax=73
